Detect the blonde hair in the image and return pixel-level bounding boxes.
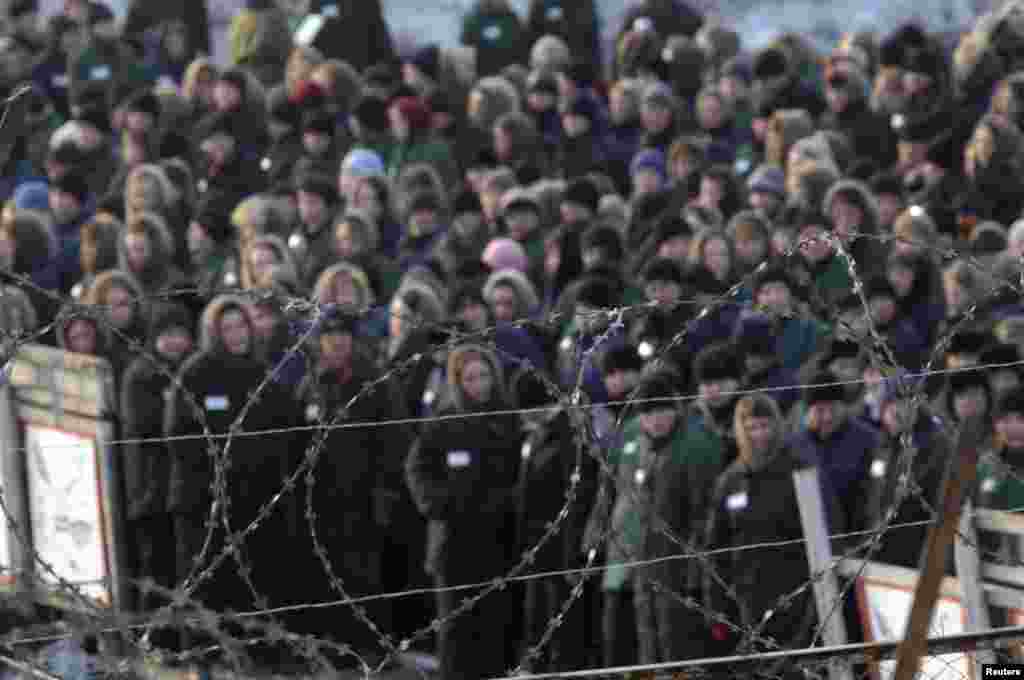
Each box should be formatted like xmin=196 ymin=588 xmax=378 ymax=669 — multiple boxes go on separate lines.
xmin=182 ymin=58 xmax=217 ymax=102
xmin=733 ymin=394 xmax=783 ymax=464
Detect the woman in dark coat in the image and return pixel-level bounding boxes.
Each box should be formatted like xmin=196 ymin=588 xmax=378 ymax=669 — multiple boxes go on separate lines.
xmin=703 ymin=394 xmax=832 ymax=679
xmin=164 ymin=294 xmax=303 ymax=616
xmin=405 ymin=343 xmax=522 ymax=680
xmin=119 ymin=302 xmax=195 ymax=611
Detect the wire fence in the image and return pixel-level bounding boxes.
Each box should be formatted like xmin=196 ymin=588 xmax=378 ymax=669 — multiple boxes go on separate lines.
xmin=1 ymin=61 xmax=1024 ymax=680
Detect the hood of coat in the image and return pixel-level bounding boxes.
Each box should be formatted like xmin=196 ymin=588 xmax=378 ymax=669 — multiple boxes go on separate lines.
xmin=336 ymin=209 xmax=381 ymax=256
xmin=244 ymin=232 xmax=300 ymax=288
xmin=199 ymin=293 xmax=254 ymax=356
xmin=446 ymin=343 xmax=506 ymax=412
xmin=469 ymin=76 xmax=521 ymax=132
xmin=0 ymin=285 xmax=38 ymax=337
xmin=125 ymin=163 xmax=178 ymax=217
xmin=823 ymin=179 xmax=881 ymax=236
xmin=5 ymin=209 xmax=56 ymax=274
xmin=83 ymin=268 xmax=146 ymax=335
xmin=118 ymin=211 xmax=177 ymax=289
xmin=483 ymin=267 xmax=540 ymax=316
xmin=56 ymin=305 xmax=111 ymax=355
xmin=314 ymin=261 xmax=375 ymax=309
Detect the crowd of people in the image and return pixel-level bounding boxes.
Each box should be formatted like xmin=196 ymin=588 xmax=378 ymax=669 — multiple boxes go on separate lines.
xmin=4 ymin=0 xmax=1024 ymax=677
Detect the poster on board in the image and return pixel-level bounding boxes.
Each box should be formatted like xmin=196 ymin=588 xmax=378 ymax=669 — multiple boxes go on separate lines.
xmin=24 ymin=425 xmax=107 ymax=600
xmin=861 ymin=579 xmax=972 ymax=680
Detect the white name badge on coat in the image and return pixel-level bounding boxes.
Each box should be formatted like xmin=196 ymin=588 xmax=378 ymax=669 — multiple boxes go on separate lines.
xmin=447 ymin=451 xmax=472 ymax=469
xmin=634 ymin=469 xmax=646 ymax=485
xmin=981 ymin=478 xmax=997 ymax=494
xmin=483 ymin=24 xmax=502 ymax=41
xmin=51 ymin=74 xmax=69 ymax=88
xmin=521 ymin=442 xmax=532 ymax=460
xmin=162 ymin=388 xmax=174 ymax=403
xmin=321 ymin=3 xmax=339 ymax=17
xmin=623 ymin=441 xmax=637 ymax=455
xmin=870 ymin=459 xmax=887 ymax=479
xmin=546 ymin=6 xmax=564 ymax=20
xmin=306 ymin=403 xmax=321 ymax=422
xmin=726 ymin=491 xmax=749 ymax=511
xmin=205 ymin=395 xmax=229 ymax=412
xmin=90 ymin=65 xmax=111 ymax=80
xmin=294 ymin=14 xmax=324 ymax=46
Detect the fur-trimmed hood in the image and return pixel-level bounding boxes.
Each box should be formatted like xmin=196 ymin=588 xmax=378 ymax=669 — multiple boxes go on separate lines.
xmin=3 ymin=209 xmax=55 ymax=274
xmin=118 ymin=211 xmax=178 ymax=291
xmin=822 ymin=179 xmax=881 ymax=235
xmin=314 ymin=261 xmax=375 ymax=309
xmin=446 ymin=342 xmax=506 ymax=412
xmin=483 ymin=267 xmax=540 ymax=315
xmin=336 ymin=210 xmax=381 ymax=255
xmin=199 ymin=293 xmax=253 ymax=355
xmin=469 ymin=75 xmax=521 ymax=132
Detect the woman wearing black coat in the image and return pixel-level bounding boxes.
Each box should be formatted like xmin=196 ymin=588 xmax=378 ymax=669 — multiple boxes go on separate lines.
xmin=119 ymin=302 xmax=195 ymax=611
xmin=406 ymin=344 xmax=523 ymax=680
xmin=703 ymin=394 xmax=832 ymax=679
xmin=164 ymin=294 xmax=303 ymax=616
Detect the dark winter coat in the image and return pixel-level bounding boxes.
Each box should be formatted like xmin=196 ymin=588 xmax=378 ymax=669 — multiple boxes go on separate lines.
xmin=306 ymin=0 xmax=397 ymax=73
xmin=703 ymin=449 xmax=826 ymax=656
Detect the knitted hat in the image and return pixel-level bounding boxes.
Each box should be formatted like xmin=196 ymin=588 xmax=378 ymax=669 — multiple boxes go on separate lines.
xmin=995 ymin=387 xmax=1024 ymax=420
xmin=869 ymin=170 xmax=904 ymax=198
xmin=747 ymin=164 xmax=786 ymax=197
xmin=482 ymin=238 xmax=528 ymax=273
xmin=574 ymin=276 xmax=617 ymax=309
xmin=341 ymin=149 xmax=385 ymax=177
xmin=302 ymin=109 xmax=335 ymax=135
xmin=582 ymin=223 xmax=623 ymax=256
xmin=124 ymin=89 xmax=161 ymax=119
xmin=563 ymin=177 xmax=601 ymax=213
xmin=753 ymin=266 xmax=796 ymax=295
xmin=695 ymin=343 xmax=743 ymax=384
xmin=948 ymin=369 xmax=991 ymax=397
xmin=947 ymin=329 xmax=991 ymax=356
xmin=407 ymin=190 xmax=443 ymax=215
xmin=194 ymin=191 xmax=236 ymax=244
xmin=642 ymin=257 xmax=685 ymax=285
xmin=49 ymin=141 xmax=86 ymax=167
xmin=526 ymin=70 xmax=559 ymax=96
xmin=352 ymin=96 xmax=390 ymax=132
xmin=76 ymin=105 xmax=111 ymax=133
xmin=655 ymin=214 xmax=692 ymax=242
xmin=634 ymin=371 xmax=680 ymax=413
xmin=149 ymin=301 xmax=195 ymax=340
xmin=803 ymin=370 xmax=848 ymax=405
xmin=158 ymin=131 xmax=191 ymax=161
xmin=296 ymin=172 xmax=339 ymax=204
xmin=631 ymin=148 xmax=668 ymax=182
xmin=891 ymin=110 xmax=945 ymax=143
xmin=13 ymin=181 xmax=51 ymax=211
xmin=452 ymin=188 xmax=483 ymax=216
xmin=410 ymin=44 xmax=442 ymax=83
xmin=601 ymin=344 xmax=645 ymax=375
xmin=51 ymin=172 xmax=90 ymax=203
xmin=864 ymin=275 xmax=897 ymax=301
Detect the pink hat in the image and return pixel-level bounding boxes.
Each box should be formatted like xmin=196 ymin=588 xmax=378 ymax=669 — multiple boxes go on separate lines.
xmin=482 ymin=237 xmax=528 ymax=273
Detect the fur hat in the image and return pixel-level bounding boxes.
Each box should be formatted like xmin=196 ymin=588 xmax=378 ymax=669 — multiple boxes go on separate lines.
xmin=695 ymin=342 xmax=743 ymax=384
xmin=803 ymin=370 xmax=848 ymax=405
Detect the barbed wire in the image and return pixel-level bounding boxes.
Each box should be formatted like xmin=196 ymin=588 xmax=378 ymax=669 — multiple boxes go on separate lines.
xmin=1 ymin=95 xmax=1024 ymax=680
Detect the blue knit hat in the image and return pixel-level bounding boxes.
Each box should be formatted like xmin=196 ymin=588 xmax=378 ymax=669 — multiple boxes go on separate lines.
xmin=341 ymin=149 xmax=385 ymax=178
xmin=13 ymin=181 xmax=50 ymax=212
xmin=747 ymin=164 xmax=785 ymax=197
xmin=631 ymin=149 xmax=667 ymax=183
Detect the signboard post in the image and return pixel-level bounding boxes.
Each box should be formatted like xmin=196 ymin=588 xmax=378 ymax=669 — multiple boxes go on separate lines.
xmin=0 ymin=344 xmax=125 ymax=612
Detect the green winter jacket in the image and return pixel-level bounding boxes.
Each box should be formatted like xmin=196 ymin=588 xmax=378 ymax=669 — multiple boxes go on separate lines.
xmin=599 ymin=415 xmax=724 ymax=591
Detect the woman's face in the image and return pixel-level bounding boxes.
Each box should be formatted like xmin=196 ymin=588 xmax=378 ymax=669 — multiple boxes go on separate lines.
xmin=156 ymin=327 xmax=193 ymax=362
xmin=698 ymin=176 xmax=724 ymax=209
xmin=658 ymin=235 xmax=690 ymax=263
xmin=743 ymin=415 xmax=776 ymax=454
xmin=954 ymin=387 xmax=988 ymax=422
xmin=332 ymin=273 xmax=360 ymax=306
xmin=458 ymin=301 xmax=489 ymax=332
xmin=735 ymin=235 xmax=766 ymax=266
xmin=124 ymin=232 xmax=150 ymax=272
xmin=353 ymin=180 xmax=383 ymax=219
xmin=249 ymin=245 xmax=279 ymax=283
xmin=460 ymin=357 xmax=494 ymax=404
xmin=105 ymin=285 xmax=135 ymax=329
xmin=798 ymin=225 xmax=832 ymax=264
xmin=220 ymin=308 xmax=251 ymax=356
xmin=334 ymin=222 xmax=359 ymax=258
xmin=493 ymin=126 xmax=513 ymax=161
xmin=704 ymin=237 xmax=730 ymax=280
xmin=697 ymin=94 xmax=724 ymax=130
xmin=641 ymin=104 xmax=671 ymax=133
xmin=213 ymin=81 xmax=242 ymax=113
xmin=997 ymin=413 xmax=1024 ymax=450
xmin=66 ymin=319 xmax=97 ymax=355
xmin=888 ymin=264 xmax=915 ymax=299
